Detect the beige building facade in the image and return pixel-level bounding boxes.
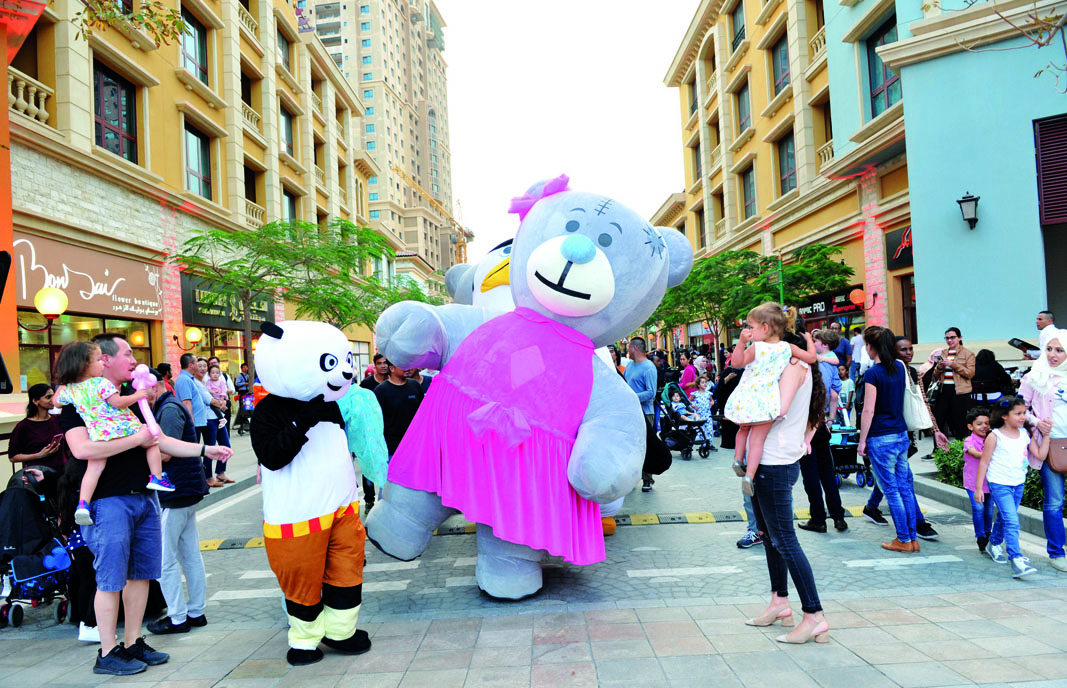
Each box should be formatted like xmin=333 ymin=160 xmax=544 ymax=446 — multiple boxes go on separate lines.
xmin=309 ymin=0 xmax=454 ymax=295
xmin=8 ymin=0 xmax=382 ymax=390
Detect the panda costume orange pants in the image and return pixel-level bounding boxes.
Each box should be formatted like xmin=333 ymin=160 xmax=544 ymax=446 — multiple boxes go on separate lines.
xmin=249 ymin=320 xmax=372 ymax=666
xmin=264 ymin=503 xmax=366 ymax=649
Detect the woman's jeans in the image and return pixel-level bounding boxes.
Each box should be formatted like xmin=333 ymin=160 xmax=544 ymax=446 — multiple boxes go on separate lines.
xmin=965 ymin=488 xmax=998 ymax=540
xmin=1040 ymin=459 xmax=1066 ymax=559
xmin=988 ymin=482 xmax=1025 ymax=559
xmin=867 ymin=432 xmax=918 ymax=542
xmin=867 ymin=485 xmax=926 ymax=525
xmin=198 ymin=422 xmax=227 ymax=478
xmin=750 ymin=462 xmax=822 ymax=614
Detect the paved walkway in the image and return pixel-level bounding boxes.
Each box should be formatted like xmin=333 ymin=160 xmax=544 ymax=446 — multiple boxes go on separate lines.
xmin=3 ymin=434 xmax=1067 ymax=687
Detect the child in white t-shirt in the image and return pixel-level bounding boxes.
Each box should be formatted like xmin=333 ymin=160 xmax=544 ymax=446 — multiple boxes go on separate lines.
xmin=975 ymin=397 xmax=1050 ymax=578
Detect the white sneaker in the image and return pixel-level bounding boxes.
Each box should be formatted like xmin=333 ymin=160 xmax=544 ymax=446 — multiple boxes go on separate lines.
xmin=78 ymin=622 xmax=100 ymax=643
xmin=1011 ymin=556 xmax=1038 ymax=579
xmin=1050 ymin=557 xmax=1067 ymax=572
xmin=987 ymin=543 xmax=1008 ymax=564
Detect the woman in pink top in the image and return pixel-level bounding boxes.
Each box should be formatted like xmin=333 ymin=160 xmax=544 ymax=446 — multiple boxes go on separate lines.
xmin=678 ymin=351 xmax=698 ymax=398
xmin=1019 ymin=327 xmax=1067 ymax=572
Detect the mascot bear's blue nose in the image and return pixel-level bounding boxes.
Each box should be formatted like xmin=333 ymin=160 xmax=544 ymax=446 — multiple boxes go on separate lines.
xmin=560 ymin=234 xmax=596 ymax=265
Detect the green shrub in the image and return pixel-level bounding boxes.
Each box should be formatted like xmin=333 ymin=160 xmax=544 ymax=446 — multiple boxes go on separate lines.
xmin=931 ymin=439 xmax=1045 ymax=511
xmin=932 ymin=440 xmax=965 ymax=489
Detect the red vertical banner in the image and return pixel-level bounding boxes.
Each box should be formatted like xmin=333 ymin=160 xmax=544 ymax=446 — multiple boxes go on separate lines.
xmin=0 ymin=22 xmax=17 ymax=394
xmin=0 ymin=2 xmax=48 ymax=394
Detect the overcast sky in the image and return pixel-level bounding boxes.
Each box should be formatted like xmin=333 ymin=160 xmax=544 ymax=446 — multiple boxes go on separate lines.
xmin=436 ymin=0 xmax=700 ymax=262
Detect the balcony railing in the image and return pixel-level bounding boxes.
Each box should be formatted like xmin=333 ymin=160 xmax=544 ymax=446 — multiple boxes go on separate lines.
xmin=705 ymin=71 xmax=717 ymax=97
xmin=8 ymin=68 xmax=53 ymax=125
xmin=315 ymin=165 xmax=325 ymax=187
xmin=817 ymin=139 xmax=834 ymax=172
xmin=311 ymin=91 xmax=322 ymax=114
xmin=245 ymin=199 xmax=265 ymax=228
xmin=709 ymin=144 xmax=722 ymax=171
xmin=238 ymin=4 xmax=259 ymax=39
xmin=241 ymin=102 xmax=261 ymax=132
xmin=339 ymin=185 xmax=348 ymax=207
xmin=715 ymin=218 xmax=726 ymax=239
xmin=809 ymin=26 xmax=826 ymax=63
xmin=731 ymin=27 xmax=746 ymax=53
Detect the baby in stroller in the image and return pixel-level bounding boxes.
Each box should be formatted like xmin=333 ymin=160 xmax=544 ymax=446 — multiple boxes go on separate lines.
xmin=670 ymin=390 xmax=702 ymax=422
xmin=0 ymin=466 xmax=70 ymax=628
xmin=659 ymin=382 xmax=716 ymax=460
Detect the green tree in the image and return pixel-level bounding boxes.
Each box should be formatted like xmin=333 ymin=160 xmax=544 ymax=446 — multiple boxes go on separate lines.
xmin=175 ymin=219 xmax=421 ymax=377
xmin=643 ymin=244 xmax=854 ymax=344
xmin=74 ymin=1 xmax=188 ymax=47
xmin=644 ymin=250 xmax=764 ymax=345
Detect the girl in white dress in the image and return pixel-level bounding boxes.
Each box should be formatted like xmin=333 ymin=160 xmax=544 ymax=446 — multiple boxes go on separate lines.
xmin=726 ymin=303 xmax=816 ymax=495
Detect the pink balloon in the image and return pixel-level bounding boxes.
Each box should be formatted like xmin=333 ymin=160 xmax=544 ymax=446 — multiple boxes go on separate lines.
xmin=131 ymin=364 xmax=161 ymax=437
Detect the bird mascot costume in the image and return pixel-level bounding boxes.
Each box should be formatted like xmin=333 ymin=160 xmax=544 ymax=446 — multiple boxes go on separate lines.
xmin=250 ymin=320 xmax=372 ymax=666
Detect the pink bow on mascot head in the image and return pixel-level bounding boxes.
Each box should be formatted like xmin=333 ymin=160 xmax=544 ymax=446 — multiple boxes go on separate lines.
xmin=131 ymin=364 xmax=161 ymax=437
xmin=507 ymin=174 xmax=570 ymax=221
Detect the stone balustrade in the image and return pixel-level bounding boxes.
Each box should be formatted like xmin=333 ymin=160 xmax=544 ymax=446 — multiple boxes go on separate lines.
xmin=8 ymin=68 xmax=53 ymax=125
xmin=242 ymin=103 xmax=261 ymax=132
xmin=245 ymin=199 xmax=265 ymax=228
xmin=239 ymin=4 xmax=259 ymax=39
xmin=817 ymin=139 xmax=834 ymax=171
xmin=809 ymin=26 xmax=826 ymax=63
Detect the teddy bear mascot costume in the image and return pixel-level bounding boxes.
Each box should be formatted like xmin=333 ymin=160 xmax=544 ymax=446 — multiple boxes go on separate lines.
xmin=250 ymin=320 xmax=372 ymax=666
xmin=365 ymin=174 xmax=693 ymax=599
xmin=443 ymin=230 xmax=627 ymax=536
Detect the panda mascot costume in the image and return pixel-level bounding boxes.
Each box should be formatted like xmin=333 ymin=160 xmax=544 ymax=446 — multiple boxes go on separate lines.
xmin=250 ymin=321 xmax=371 ymax=666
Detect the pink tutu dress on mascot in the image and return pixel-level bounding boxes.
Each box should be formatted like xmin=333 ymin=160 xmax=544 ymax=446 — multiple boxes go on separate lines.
xmin=388 ymin=306 xmax=602 ymax=564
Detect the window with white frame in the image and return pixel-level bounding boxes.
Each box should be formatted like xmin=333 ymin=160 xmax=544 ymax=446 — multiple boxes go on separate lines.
xmin=184 ymin=124 xmax=211 ymax=199
xmin=771 ymin=34 xmax=789 ymax=95
xmin=868 ymin=16 xmax=901 ymax=117
xmin=741 ymin=165 xmax=756 ymax=219
xmin=181 ymin=9 xmax=209 ymax=85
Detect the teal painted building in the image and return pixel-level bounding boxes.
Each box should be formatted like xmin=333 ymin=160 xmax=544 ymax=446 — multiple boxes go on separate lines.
xmin=880 ymin=1 xmax=1065 ymax=350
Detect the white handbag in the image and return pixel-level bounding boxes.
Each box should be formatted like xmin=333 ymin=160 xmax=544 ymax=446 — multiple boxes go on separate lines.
xmin=903 ymin=367 xmax=933 ymax=432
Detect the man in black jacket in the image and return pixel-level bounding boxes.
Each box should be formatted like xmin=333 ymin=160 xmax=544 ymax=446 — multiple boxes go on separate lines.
xmin=145 ymin=370 xmax=212 ymax=635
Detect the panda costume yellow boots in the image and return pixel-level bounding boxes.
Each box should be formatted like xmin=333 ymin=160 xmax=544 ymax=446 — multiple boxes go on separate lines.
xmin=251 ymin=321 xmax=372 ymax=666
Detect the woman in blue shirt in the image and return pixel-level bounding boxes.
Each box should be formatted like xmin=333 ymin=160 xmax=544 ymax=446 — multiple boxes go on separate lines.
xmin=858 ymin=326 xmax=919 ymax=553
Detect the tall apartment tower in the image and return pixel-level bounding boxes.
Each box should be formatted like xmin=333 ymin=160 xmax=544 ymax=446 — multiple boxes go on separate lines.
xmin=311 ymin=0 xmax=455 ymax=292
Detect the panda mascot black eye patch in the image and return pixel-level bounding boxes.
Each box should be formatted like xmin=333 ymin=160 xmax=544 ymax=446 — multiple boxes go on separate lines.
xmin=249 ymin=320 xmax=379 ymax=666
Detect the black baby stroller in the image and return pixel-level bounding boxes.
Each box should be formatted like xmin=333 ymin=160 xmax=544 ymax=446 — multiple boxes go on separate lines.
xmin=658 ymin=382 xmax=715 ymax=460
xmin=828 ymin=424 xmax=874 ymax=487
xmin=0 ymin=467 xmax=70 ymax=627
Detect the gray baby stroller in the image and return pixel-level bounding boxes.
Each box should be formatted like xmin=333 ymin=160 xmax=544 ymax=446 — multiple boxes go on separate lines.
xmin=658 ymin=382 xmax=715 ymax=460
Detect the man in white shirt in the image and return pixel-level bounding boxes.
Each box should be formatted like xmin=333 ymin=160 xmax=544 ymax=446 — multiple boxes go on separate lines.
xmin=848 ymin=328 xmax=865 ymax=382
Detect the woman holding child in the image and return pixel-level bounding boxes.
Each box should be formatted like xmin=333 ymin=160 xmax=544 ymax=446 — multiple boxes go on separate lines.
xmin=742 ymin=318 xmax=831 ymax=645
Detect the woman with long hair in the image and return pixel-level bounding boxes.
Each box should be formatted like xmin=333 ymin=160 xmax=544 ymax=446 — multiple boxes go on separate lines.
xmin=745 ymin=333 xmax=832 ymax=644
xmin=8 ymin=383 xmax=67 ymax=471
xmin=1019 ymin=327 xmax=1067 ymax=572
xmin=858 ymin=326 xmax=919 ymax=552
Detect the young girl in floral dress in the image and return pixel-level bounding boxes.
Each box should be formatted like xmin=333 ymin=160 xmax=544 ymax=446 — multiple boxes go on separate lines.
xmin=726 ymin=303 xmax=816 ymax=496
xmin=53 ymin=341 xmax=174 ymax=526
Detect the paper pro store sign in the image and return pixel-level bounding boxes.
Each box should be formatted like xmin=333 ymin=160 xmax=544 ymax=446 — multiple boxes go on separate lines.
xmin=12 ymin=233 xmax=163 ymax=318
xmin=180 ymin=274 xmax=274 ymax=329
